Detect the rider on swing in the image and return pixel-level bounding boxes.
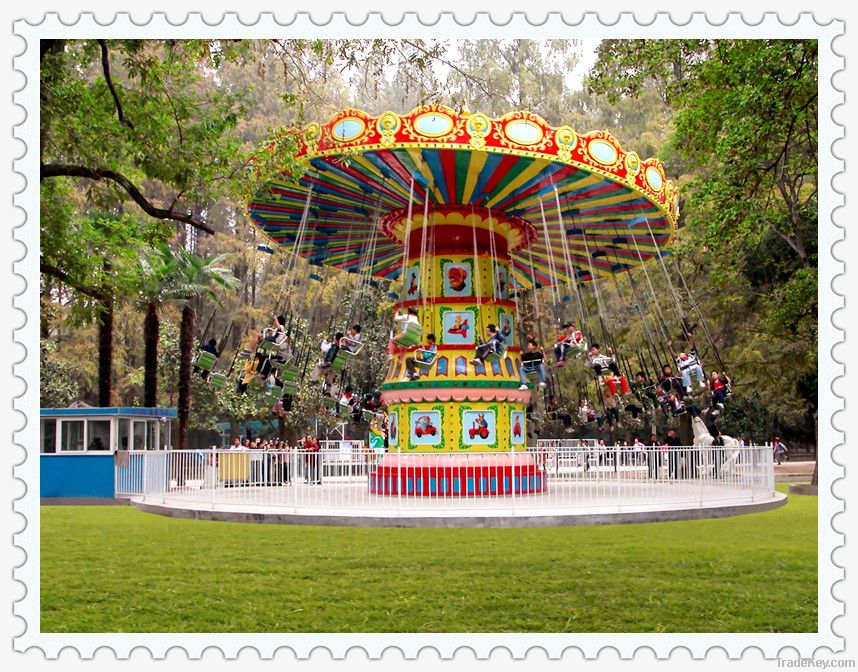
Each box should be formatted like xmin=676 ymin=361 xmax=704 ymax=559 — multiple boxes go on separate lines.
xmin=587 ymin=343 xmax=630 ymax=396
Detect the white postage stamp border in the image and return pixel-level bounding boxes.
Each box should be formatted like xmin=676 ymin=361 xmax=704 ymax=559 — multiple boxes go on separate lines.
xmin=11 ymin=10 xmax=846 ymax=662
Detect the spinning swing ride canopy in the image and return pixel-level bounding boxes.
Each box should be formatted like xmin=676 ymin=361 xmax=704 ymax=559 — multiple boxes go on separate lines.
xmin=247 ymin=105 xmax=679 ymax=288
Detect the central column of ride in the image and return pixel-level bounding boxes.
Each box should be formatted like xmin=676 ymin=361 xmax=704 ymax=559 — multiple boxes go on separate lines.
xmin=371 ymin=206 xmax=545 ymax=496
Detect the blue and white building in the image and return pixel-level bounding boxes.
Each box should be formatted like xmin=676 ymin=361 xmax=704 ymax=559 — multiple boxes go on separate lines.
xmin=40 ymin=407 xmax=176 ymax=498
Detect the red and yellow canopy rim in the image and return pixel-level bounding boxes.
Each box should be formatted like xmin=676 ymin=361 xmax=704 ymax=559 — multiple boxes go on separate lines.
xmin=248 ymin=105 xmax=679 ymax=288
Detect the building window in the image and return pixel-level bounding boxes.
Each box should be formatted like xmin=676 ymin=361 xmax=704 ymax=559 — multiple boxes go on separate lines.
xmin=60 ymin=420 xmax=85 ymax=452
xmin=41 ymin=419 xmax=57 ymax=454
xmin=133 ymin=421 xmax=148 ymax=451
xmin=118 ymin=419 xmax=131 ymax=451
xmin=87 ymin=420 xmax=111 ymax=451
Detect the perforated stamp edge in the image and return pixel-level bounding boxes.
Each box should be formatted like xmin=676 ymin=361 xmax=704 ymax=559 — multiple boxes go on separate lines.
xmin=11 ymin=10 xmax=845 ymax=661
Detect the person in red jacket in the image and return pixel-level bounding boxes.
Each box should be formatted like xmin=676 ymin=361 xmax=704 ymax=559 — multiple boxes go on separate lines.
xmin=300 ymin=435 xmax=321 ymax=484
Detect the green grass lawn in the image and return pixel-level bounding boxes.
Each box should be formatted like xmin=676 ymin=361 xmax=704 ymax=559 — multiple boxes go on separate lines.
xmin=40 ymin=488 xmax=816 ymax=633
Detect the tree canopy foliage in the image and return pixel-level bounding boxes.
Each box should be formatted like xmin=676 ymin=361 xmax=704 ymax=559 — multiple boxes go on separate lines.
xmin=587 ymin=39 xmax=818 ymax=429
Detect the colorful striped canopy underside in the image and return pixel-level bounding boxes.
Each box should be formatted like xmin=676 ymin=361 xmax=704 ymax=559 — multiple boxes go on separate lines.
xmin=248 ymin=147 xmax=672 ymax=289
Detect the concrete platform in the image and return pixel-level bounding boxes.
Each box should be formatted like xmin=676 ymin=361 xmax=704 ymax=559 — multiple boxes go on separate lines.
xmin=131 ymin=481 xmax=786 ymax=528
xmin=41 ymin=497 xmax=130 ymax=506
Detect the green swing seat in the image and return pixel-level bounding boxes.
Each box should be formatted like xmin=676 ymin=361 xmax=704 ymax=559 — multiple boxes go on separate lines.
xmin=194 ymin=350 xmax=218 ymax=371
xmin=272 ymin=361 xmax=299 ymax=382
xmin=393 ymin=321 xmax=423 ymax=348
xmin=256 ymin=339 xmax=280 ymax=355
xmin=209 ymin=372 xmax=227 ymax=388
xmin=483 ymin=343 xmax=507 ymax=363
xmin=414 ymin=348 xmax=437 ymax=372
xmin=523 ymin=364 xmax=542 ymax=379
xmin=263 ymin=386 xmax=282 ymax=406
xmin=323 ymin=396 xmax=338 ymax=410
xmin=329 ymin=353 xmax=347 ymax=371
xmin=280 ymin=380 xmax=299 ymax=396
xmin=567 ymin=339 xmax=588 ymax=357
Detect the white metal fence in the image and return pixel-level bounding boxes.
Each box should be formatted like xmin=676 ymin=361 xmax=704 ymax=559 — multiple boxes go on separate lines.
xmin=116 ymin=443 xmax=775 ymax=514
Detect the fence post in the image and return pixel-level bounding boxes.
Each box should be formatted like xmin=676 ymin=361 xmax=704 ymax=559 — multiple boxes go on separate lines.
xmin=142 ymin=451 xmax=147 ymax=502
xmin=510 ymin=443 xmax=516 ymax=516
xmin=615 ymin=444 xmax=621 ymax=502
xmin=699 ymin=446 xmax=704 ymax=506
xmin=766 ymin=442 xmax=774 ymax=494
xmin=211 ymin=445 xmax=217 ymax=509
xmin=162 ymin=451 xmax=168 ymax=505
xmin=293 ymin=446 xmax=298 ymax=513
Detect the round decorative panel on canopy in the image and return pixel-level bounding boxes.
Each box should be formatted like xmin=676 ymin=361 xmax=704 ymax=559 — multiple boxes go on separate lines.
xmin=247 ymin=105 xmax=679 ymax=288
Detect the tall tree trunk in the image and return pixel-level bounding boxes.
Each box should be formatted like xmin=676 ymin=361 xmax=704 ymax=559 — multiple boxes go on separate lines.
xmin=177 ymin=304 xmax=195 ymax=451
xmin=97 ymin=295 xmax=114 ymax=406
xmin=143 ymin=302 xmax=159 ymax=407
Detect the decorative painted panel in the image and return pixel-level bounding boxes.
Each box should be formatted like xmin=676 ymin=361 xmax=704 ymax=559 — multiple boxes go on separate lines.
xmin=462 ymin=409 xmax=498 ymax=448
xmin=441 ymin=259 xmax=474 ymax=297
xmin=510 ymin=410 xmax=526 ymax=445
xmin=388 ymin=411 xmax=399 ymax=446
xmin=441 ymin=309 xmax=476 ymax=345
xmin=409 ymin=410 xmax=442 ymax=447
xmin=404 ymin=264 xmax=421 ymax=300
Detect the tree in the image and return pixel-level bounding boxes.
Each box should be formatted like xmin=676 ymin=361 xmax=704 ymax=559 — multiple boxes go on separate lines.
xmin=137 ymin=245 xmax=185 ymax=407
xmin=41 ymin=208 xmax=172 ymax=406
xmin=39 ymin=39 xmax=255 ymax=235
xmin=169 ymin=251 xmax=240 ymax=450
xmin=40 ymin=340 xmax=82 ymax=408
xmin=586 ymin=39 xmax=818 ymax=434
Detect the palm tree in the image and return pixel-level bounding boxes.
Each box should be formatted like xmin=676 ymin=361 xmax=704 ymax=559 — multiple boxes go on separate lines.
xmin=170 ymin=250 xmax=239 ymax=450
xmin=137 ymin=246 xmax=182 ymax=407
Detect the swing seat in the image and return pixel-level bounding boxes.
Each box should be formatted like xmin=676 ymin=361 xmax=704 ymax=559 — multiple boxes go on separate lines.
xmin=209 ymin=372 xmax=227 ymax=388
xmin=521 ymin=360 xmax=545 ymax=378
xmin=323 ymin=396 xmax=338 ymax=411
xmin=414 ymin=348 xmax=437 ymax=371
xmin=339 ymin=337 xmax=364 ymax=356
xmin=194 ymin=350 xmax=218 ymax=371
xmin=393 ymin=321 xmax=423 ymax=347
xmin=483 ymin=344 xmax=507 ymax=362
xmin=272 ymin=362 xmax=299 ymax=382
xmin=256 ymin=340 xmax=280 ymax=355
xmin=264 ymin=387 xmax=283 ymax=405
xmin=280 ymin=381 xmax=300 ymax=396
xmin=257 ymin=328 xmax=286 ymax=354
xmin=330 ymin=352 xmax=348 ymax=371
xmin=270 ymin=351 xmax=294 ymax=367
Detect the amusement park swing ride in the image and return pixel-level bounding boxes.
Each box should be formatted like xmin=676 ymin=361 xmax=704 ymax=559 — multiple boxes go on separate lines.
xmin=236 ymin=103 xmax=717 ymax=498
